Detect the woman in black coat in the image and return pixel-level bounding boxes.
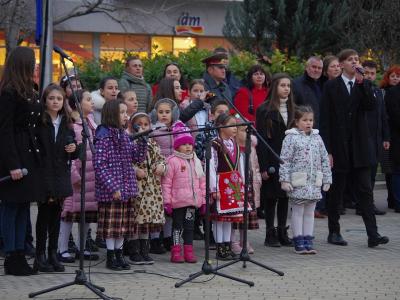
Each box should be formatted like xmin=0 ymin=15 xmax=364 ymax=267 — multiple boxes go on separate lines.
xmin=34 ymin=84 xmax=79 ymax=273
xmin=256 ymin=73 xmax=295 ymax=247
xmin=384 ymin=85 xmax=400 ymax=212
xmin=0 ymin=47 xmax=44 ymax=276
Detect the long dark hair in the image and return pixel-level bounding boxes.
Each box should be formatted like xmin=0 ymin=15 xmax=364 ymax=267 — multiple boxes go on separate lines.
xmin=41 ymin=83 xmax=72 ymax=125
xmin=264 ymin=73 xmax=295 ymax=138
xmin=0 ymin=46 xmax=35 ymax=99
xmin=246 ymin=64 xmax=271 ymax=90
xmin=101 ymin=99 xmax=125 ymax=128
xmin=151 ymin=77 xmax=178 ymax=109
xmin=162 ymin=62 xmax=187 ymax=89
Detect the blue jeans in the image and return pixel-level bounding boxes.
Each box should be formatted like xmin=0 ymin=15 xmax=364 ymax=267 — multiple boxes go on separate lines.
xmin=0 ymin=202 xmax=29 ymax=253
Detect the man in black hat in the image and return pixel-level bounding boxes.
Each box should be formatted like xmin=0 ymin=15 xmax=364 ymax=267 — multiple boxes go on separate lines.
xmin=213 ymin=47 xmax=242 ymax=97
xmin=202 ymin=52 xmax=232 ymax=105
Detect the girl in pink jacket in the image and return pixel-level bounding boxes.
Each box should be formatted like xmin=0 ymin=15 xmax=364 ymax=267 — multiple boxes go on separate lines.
xmin=162 ymin=121 xmax=206 ymax=263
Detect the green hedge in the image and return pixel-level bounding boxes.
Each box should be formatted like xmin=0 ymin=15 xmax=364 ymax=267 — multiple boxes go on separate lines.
xmin=77 ymin=48 xmax=305 ymax=91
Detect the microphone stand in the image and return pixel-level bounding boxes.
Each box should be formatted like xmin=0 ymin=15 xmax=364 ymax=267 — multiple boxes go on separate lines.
xmin=29 ymin=53 xmax=113 ymax=300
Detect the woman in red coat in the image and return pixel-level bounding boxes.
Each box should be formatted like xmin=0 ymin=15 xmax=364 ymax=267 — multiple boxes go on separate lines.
xmin=234 ymin=65 xmax=270 ymax=122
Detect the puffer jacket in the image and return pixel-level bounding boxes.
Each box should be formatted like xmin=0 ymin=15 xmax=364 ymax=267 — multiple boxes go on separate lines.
xmin=279 ymin=128 xmax=332 ymax=200
xmin=62 ymin=114 xmax=97 ymax=216
xmin=94 ymin=125 xmax=147 ymax=202
xmin=119 ymin=71 xmax=152 ymax=113
xmin=162 ymin=154 xmax=206 ymax=209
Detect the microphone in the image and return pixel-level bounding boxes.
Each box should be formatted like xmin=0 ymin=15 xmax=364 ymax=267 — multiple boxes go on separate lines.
xmin=66 ymin=135 xmax=75 ymax=166
xmin=54 ymin=45 xmax=73 ymax=62
xmin=267 ymin=166 xmax=276 ymax=175
xmin=129 ymin=125 xmax=165 ymax=141
xmin=354 ymin=66 xmax=365 ymax=76
xmin=0 ymin=168 xmax=28 ymax=183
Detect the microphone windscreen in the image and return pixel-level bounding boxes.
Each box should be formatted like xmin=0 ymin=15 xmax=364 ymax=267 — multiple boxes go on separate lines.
xmin=22 ymin=168 xmax=28 ymax=176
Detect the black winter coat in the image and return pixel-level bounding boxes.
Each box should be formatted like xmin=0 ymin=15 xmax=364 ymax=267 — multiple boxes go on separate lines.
xmin=203 ymin=72 xmax=233 ymax=105
xmin=0 ymin=88 xmax=45 ymax=203
xmin=256 ymin=102 xmax=288 ymax=198
xmin=366 ymin=87 xmax=390 ymax=165
xmin=293 ymin=73 xmax=323 ymax=128
xmin=38 ymin=113 xmax=79 ymax=201
xmin=320 ymin=77 xmax=375 ymax=172
xmin=384 ymin=85 xmax=400 ymax=168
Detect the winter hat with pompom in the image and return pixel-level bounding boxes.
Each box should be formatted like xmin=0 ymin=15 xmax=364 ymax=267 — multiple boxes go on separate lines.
xmin=172 ymin=121 xmax=194 ymax=149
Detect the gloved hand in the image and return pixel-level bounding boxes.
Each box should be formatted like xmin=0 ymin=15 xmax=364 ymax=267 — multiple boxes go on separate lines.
xmin=200 ymin=204 xmax=207 ymax=216
xmin=322 ymin=184 xmax=331 ymax=192
xmin=281 ymin=182 xmax=293 ymax=192
xmin=164 ymin=204 xmax=173 ymax=216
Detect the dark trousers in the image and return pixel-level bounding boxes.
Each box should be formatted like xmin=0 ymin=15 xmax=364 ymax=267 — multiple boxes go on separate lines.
xmin=328 ymin=168 xmax=378 ymax=237
xmin=172 ymin=206 xmax=195 ymax=245
xmin=264 ymin=197 xmax=288 ymax=229
xmin=392 ymin=167 xmax=400 ymax=209
xmin=0 ymin=202 xmax=30 ymax=253
xmin=36 ymin=201 xmax=62 ymax=253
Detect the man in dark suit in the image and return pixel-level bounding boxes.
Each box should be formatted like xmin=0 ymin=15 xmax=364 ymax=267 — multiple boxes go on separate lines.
xmin=320 ymin=49 xmax=389 ymax=247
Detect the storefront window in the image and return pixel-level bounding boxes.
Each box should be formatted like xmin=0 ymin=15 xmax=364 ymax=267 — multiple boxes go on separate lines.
xmin=152 ymin=36 xmax=197 ymax=56
xmin=173 ymin=37 xmax=196 ymax=56
xmin=100 ymin=34 xmax=149 ymax=61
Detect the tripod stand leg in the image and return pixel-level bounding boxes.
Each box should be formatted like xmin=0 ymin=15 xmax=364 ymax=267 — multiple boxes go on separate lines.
xmin=248 ymin=258 xmax=284 ymax=276
xmin=214 ymin=258 xmax=241 ymax=271
xmin=89 ymin=282 xmax=105 ymax=292
xmin=29 ymin=281 xmax=76 ymax=298
xmin=175 ymin=270 xmax=204 ymax=288
xmin=84 ymin=282 xmax=113 ymax=300
xmin=214 ymin=270 xmax=254 ymax=286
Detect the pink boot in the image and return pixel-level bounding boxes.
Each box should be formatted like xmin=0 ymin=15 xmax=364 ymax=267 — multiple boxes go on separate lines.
xmin=183 ymin=245 xmax=197 ymax=263
xmin=170 ymin=245 xmax=184 ymax=263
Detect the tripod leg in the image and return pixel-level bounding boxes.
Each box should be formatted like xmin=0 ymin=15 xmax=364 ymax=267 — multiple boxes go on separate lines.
xmin=213 ymin=258 xmax=240 ymax=271
xmin=175 ymin=270 xmax=204 ymax=288
xmin=248 ymin=258 xmax=284 ymax=276
xmin=214 ymin=271 xmax=254 ymax=286
xmin=84 ymin=282 xmax=113 ymax=300
xmin=28 ymin=281 xmax=76 ymax=298
xmin=88 ymin=282 xmax=105 ymax=292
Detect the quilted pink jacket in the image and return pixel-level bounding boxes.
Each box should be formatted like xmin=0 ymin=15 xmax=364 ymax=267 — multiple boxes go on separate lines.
xmin=62 ymin=114 xmax=97 ymax=216
xmin=162 ymin=155 xmax=206 ymax=209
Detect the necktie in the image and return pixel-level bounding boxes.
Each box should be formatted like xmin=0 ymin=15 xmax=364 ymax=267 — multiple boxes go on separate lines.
xmin=348 ymin=81 xmax=353 ymax=95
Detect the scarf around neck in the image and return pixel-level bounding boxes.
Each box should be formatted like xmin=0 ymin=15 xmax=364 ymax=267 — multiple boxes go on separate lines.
xmin=173 ymin=150 xmax=204 ymax=177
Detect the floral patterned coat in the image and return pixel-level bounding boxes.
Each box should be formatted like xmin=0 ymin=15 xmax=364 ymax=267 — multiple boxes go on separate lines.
xmin=279 ymin=128 xmax=332 ymax=200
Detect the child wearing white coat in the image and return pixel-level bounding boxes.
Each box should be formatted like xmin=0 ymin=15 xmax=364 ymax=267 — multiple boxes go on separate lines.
xmin=279 ymin=106 xmax=332 ymax=254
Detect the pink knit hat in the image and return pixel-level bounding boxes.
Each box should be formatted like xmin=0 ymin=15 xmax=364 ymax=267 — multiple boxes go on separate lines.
xmin=173 ymin=121 xmax=194 ymax=149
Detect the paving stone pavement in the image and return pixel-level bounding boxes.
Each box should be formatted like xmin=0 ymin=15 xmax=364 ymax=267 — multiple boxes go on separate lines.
xmin=1 ymin=189 xmax=399 ymax=300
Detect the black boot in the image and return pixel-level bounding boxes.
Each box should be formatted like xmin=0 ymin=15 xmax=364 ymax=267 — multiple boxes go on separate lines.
xmin=16 ymin=250 xmax=36 ymax=275
xmin=4 ymin=252 xmax=31 ymax=276
xmin=33 ymin=253 xmax=54 ymax=272
xmin=216 ymin=243 xmax=229 ymax=260
xmin=150 ymin=238 xmax=166 ymax=254
xmin=106 ymin=250 xmax=122 ymax=271
xmin=128 ymin=240 xmax=145 ymax=265
xmin=163 ymin=237 xmax=172 ymax=252
xmin=224 ymin=242 xmax=237 ymax=260
xmin=277 ymin=226 xmax=293 ymax=246
xmin=85 ymin=229 xmax=99 ymax=253
xmin=264 ymin=227 xmax=281 ymax=247
xmin=140 ymin=239 xmax=154 ymax=265
xmin=48 ymin=249 xmax=65 ymax=272
xmin=115 ymin=249 xmax=130 ymax=270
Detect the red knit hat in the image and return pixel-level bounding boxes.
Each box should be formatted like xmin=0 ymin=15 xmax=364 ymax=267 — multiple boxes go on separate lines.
xmin=172 ymin=121 xmax=194 ymax=149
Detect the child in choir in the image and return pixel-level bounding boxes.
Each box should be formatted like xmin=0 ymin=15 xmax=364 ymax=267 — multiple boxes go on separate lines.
xmin=210 ymin=113 xmax=245 ymax=260
xmin=231 ymin=122 xmax=261 ymax=255
xmin=148 ymin=98 xmax=181 ymax=253
xmin=126 ymin=112 xmax=166 ymax=265
xmin=162 ymin=121 xmax=206 ymax=263
xmin=94 ymin=100 xmax=147 ymax=270
xmin=279 ymin=106 xmax=332 ymax=254
xmin=121 ymin=89 xmax=138 ymax=119
xmin=58 ymin=89 xmax=99 ymax=263
xmin=35 ymin=84 xmax=79 ymax=272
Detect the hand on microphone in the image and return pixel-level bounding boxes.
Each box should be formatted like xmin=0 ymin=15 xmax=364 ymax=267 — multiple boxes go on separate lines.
xmin=281 ymin=182 xmax=293 ymax=192
xmin=10 ymin=169 xmax=24 ymax=180
xmin=322 ymin=184 xmax=331 ymax=192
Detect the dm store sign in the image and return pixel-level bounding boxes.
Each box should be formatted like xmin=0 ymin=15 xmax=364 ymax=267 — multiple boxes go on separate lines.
xmin=175 ymin=12 xmax=204 ymax=35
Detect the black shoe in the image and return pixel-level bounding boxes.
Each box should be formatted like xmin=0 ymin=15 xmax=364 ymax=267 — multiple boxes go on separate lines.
xmin=85 ymin=237 xmax=99 ymax=253
xmin=106 ymin=250 xmax=122 ymax=271
xmin=277 ymin=226 xmax=293 ymax=246
xmin=58 ymin=250 xmax=75 ymax=263
xmin=327 ymin=233 xmax=348 ymax=246
xmin=115 ymin=249 xmax=130 ymax=270
xmin=264 ymin=227 xmax=281 ymax=247
xmin=16 ymin=251 xmax=36 ymax=275
xmin=150 ymin=238 xmax=166 ymax=254
xmin=215 ymin=243 xmax=229 ymax=261
xmin=224 ymin=242 xmax=237 ymax=260
xmin=140 ymin=239 xmax=154 ymax=265
xmin=129 ymin=240 xmax=145 ymax=265
xmin=4 ymin=252 xmax=32 ymax=276
xmin=75 ymin=250 xmax=99 ymax=261
xmin=368 ymin=234 xmax=389 ymax=248
xmin=68 ymin=234 xmax=78 ymax=253
xmin=48 ymin=250 xmax=65 ymax=272
xmin=33 ymin=253 xmax=54 ymax=272
xmin=95 ymin=237 xmax=107 ymax=249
